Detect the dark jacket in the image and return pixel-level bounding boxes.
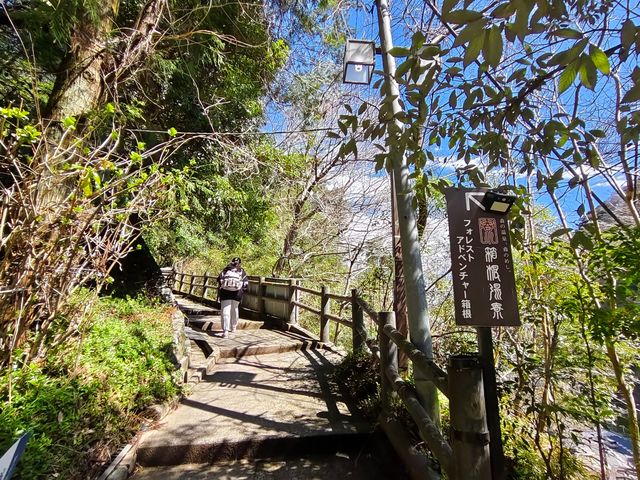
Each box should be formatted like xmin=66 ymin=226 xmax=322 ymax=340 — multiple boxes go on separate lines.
xmin=217 ymin=266 xmax=248 ymax=302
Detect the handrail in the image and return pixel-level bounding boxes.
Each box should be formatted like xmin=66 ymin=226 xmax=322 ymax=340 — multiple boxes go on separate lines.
xmin=292 ymin=300 xmax=321 ymax=317
xmin=325 ymin=313 xmax=352 ymax=327
xmin=354 ymin=295 xmax=378 ymax=324
xmin=169 ymin=270 xmax=367 ymax=353
xmin=295 ymin=285 xmax=320 ymax=296
xmin=325 ymin=292 xmax=352 ymax=303
xmin=382 ymin=324 xmax=449 ymax=397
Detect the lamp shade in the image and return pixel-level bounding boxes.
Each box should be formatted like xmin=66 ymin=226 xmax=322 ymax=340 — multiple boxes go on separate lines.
xmin=481 ymin=190 xmax=516 ymax=214
xmin=343 ymin=39 xmax=375 ymax=84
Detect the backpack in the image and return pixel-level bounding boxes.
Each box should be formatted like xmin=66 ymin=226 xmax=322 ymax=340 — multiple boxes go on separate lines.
xmin=220 ymin=268 xmax=244 ymax=291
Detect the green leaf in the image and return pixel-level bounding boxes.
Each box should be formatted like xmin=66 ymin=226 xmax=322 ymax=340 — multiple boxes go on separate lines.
xmin=395 ymin=57 xmax=416 ymax=78
xmin=550 ymin=227 xmax=572 ymax=239
xmin=453 ymin=19 xmax=488 ymax=47
xmin=589 ymin=45 xmax=610 ymax=75
xmin=389 ymin=47 xmax=410 ymax=57
xmin=490 ymin=2 xmax=516 ymax=18
xmin=570 ymin=230 xmax=594 ymax=250
xmin=442 ymin=0 xmax=460 ymax=16
xmin=464 ymin=35 xmax=484 ymax=67
xmin=442 ymin=9 xmax=483 ymax=24
xmin=167 ymin=127 xmax=178 ymax=137
xmin=512 ymin=0 xmax=533 ymax=42
xmin=411 ymin=32 xmax=426 ymax=51
xmin=449 ymin=91 xmax=458 ymax=108
xmin=80 ymin=174 xmax=93 ymax=197
xmin=558 ymin=60 xmax=577 ymax=93
xmin=551 ymin=28 xmax=583 ymax=39
xmin=621 ymin=82 xmax=640 ymax=104
xmin=621 ymin=19 xmax=636 ymax=49
xmin=587 ymin=148 xmax=601 ymax=168
xmin=483 ymin=26 xmax=503 ymax=67
xmin=130 ymin=152 xmax=143 ymax=164
xmin=547 ymin=38 xmax=589 ymax=67
xmin=63 ymin=116 xmax=77 ymax=130
xmin=578 ymin=55 xmax=597 ymax=90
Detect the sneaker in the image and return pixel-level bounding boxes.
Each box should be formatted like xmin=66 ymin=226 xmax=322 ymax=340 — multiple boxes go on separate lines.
xmin=223 ymin=331 xmax=229 ymax=338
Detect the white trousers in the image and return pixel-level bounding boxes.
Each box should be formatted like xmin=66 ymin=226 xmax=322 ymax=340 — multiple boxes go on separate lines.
xmin=221 ymin=299 xmax=240 ymax=332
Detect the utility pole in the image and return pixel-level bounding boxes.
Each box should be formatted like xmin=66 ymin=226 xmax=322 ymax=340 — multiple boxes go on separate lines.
xmin=375 ymin=0 xmax=439 ymax=424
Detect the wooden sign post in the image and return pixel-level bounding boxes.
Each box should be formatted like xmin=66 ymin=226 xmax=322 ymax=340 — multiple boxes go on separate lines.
xmin=445 ymin=187 xmax=521 ymax=480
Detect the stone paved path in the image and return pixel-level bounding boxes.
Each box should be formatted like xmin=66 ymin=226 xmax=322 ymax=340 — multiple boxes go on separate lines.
xmin=129 ymin=296 xmax=395 ymax=479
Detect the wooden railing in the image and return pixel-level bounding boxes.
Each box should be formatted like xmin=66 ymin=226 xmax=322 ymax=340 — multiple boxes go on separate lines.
xmin=167 ymin=270 xmax=368 ymax=352
xmin=168 ymin=269 xmax=491 ymax=480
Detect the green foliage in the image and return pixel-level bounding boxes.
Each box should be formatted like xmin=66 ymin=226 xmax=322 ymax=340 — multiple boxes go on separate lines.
xmin=0 ymin=295 xmax=181 ymax=480
xmin=588 ymin=227 xmax=640 ymax=342
xmin=330 ymin=352 xmax=380 ymax=421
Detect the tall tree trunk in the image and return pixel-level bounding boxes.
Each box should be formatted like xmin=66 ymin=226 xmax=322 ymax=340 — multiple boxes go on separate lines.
xmin=606 ymin=341 xmax=640 ymax=480
xmin=45 ymin=3 xmax=117 ymax=121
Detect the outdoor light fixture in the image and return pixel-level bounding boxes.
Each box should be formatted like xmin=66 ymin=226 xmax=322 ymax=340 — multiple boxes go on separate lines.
xmin=343 ymin=39 xmax=375 ymax=85
xmin=481 ymin=190 xmax=516 ymax=214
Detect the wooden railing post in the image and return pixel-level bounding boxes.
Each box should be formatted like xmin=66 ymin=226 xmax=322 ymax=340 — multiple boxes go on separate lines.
xmin=178 ymin=272 xmax=184 ymax=293
xmin=379 ymin=311 xmax=397 ymax=413
xmin=202 ymin=272 xmax=210 ymax=299
xmin=188 ymin=272 xmax=195 ymax=296
xmin=320 ymin=286 xmax=330 ymax=343
xmin=448 ymin=355 xmax=491 ymax=480
xmin=258 ymin=277 xmax=265 ymax=321
xmin=352 ymin=289 xmax=366 ymax=354
xmin=288 ymin=279 xmax=299 ymax=324
xmin=169 ymin=268 xmax=176 ymax=290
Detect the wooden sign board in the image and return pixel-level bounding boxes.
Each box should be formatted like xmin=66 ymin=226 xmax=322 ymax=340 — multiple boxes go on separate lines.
xmin=445 ymin=188 xmax=520 ymax=327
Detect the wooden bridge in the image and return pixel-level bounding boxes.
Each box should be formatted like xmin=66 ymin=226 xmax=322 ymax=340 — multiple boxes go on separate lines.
xmin=125 ymin=271 xmax=493 ymax=480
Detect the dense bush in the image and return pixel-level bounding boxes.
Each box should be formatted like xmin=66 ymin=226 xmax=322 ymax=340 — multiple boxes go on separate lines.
xmin=330 ymin=352 xmax=381 ymax=421
xmin=0 ymin=295 xmax=182 ymax=479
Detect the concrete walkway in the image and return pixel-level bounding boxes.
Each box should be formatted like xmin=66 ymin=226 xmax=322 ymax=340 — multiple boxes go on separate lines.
xmin=129 ymin=297 xmax=395 ymax=479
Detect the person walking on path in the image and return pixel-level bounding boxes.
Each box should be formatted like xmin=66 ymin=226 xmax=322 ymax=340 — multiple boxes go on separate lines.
xmin=217 ymin=257 xmax=248 ymax=337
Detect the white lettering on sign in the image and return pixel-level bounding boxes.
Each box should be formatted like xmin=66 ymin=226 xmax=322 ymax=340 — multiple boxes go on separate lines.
xmin=486 ymin=264 xmax=501 ymax=282
xmin=484 ymin=247 xmax=498 ymax=263
xmin=490 ymin=302 xmax=504 ymax=320
xmin=489 ymin=283 xmax=502 ymax=301
xmin=455 ymin=219 xmax=476 ymax=319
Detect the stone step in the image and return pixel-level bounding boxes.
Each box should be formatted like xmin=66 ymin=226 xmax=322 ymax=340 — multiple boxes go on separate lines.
xmin=136 ymin=432 xmax=372 ymax=467
xmin=186 ymin=315 xmax=264 ymax=332
xmin=132 ymin=432 xmax=408 ymax=480
xmin=186 ymin=327 xmax=324 ymax=362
